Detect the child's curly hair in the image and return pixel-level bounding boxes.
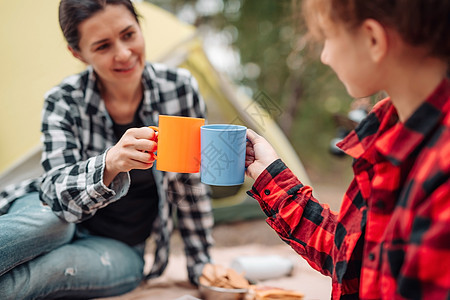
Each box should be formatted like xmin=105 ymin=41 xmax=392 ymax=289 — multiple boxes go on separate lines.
xmin=301 ymin=0 xmax=450 ymax=63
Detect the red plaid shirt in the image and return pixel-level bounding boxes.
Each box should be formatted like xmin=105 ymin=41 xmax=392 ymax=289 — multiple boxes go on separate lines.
xmin=248 ymin=79 xmax=450 ymax=299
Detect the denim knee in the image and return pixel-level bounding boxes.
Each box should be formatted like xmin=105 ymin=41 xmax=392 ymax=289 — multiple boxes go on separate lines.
xmin=10 ymin=192 xmax=76 ymax=244
xmin=0 ymin=236 xmax=145 ymax=300
xmin=0 ymin=192 xmax=76 ymax=277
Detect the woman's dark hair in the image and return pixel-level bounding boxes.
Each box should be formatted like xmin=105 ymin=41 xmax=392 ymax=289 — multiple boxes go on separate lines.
xmin=301 ymin=0 xmax=450 ymax=62
xmin=59 ymin=0 xmax=140 ymax=51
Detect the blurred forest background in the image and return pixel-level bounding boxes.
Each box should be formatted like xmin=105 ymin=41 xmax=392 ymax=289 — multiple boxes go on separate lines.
xmin=145 ymin=0 xmax=356 ymax=184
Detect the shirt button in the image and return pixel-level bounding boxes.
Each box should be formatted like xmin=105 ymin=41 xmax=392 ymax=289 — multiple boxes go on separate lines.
xmin=376 ymin=201 xmax=385 ymax=209
xmin=368 ymin=253 xmax=375 ymax=261
xmin=264 ymin=189 xmax=271 ymax=195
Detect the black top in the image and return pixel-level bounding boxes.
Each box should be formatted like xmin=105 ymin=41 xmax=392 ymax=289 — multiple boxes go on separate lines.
xmin=81 ymin=103 xmax=159 ymax=246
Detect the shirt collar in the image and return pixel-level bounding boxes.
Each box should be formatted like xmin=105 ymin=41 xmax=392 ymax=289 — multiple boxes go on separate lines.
xmin=141 ymin=63 xmax=160 ymax=115
xmin=339 ymin=78 xmax=450 ymax=165
xmin=83 ymin=63 xmax=159 ymax=117
xmin=83 ymin=66 xmax=104 ymax=116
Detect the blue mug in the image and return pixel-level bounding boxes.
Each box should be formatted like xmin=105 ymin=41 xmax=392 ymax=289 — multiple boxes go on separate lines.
xmin=200 ymin=124 xmax=247 ymax=186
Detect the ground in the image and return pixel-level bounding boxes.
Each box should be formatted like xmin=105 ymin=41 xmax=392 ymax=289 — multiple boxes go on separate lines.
xmin=98 ymin=176 xmax=348 ymax=300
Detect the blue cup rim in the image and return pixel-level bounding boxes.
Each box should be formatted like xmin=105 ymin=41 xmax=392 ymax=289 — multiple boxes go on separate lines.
xmin=201 ymin=124 xmax=247 ymax=131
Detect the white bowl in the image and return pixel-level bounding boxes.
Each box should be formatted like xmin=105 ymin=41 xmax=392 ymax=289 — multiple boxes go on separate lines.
xmin=199 ymin=284 xmax=248 ymax=300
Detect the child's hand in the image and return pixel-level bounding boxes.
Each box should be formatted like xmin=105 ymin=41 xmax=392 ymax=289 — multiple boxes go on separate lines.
xmin=245 ymin=129 xmax=279 ymax=180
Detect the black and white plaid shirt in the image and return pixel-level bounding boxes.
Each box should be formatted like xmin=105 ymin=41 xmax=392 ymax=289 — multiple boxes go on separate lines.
xmin=0 ymin=62 xmax=214 ymax=283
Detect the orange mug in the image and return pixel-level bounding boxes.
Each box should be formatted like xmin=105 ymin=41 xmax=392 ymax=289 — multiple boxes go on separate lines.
xmin=149 ymin=115 xmax=205 ymax=173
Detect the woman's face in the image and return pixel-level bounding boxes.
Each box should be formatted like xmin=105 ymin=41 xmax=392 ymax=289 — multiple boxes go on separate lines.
xmin=73 ymin=4 xmax=145 ymax=88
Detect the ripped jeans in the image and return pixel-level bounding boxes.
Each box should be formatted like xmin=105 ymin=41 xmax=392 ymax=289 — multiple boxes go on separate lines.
xmin=0 ymin=192 xmax=145 ymax=299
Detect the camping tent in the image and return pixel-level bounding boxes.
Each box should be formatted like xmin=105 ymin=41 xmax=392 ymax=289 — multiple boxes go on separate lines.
xmin=0 ymin=0 xmax=309 ymax=221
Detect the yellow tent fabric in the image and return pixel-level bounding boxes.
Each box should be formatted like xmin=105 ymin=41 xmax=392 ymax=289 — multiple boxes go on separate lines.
xmin=0 ymin=0 xmax=80 ymax=171
xmin=0 ymin=0 xmax=195 ymax=172
xmin=0 ymin=1 xmax=310 ymax=197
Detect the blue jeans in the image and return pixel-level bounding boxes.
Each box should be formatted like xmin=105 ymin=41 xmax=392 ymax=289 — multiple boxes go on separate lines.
xmin=0 ymin=192 xmax=146 ymax=299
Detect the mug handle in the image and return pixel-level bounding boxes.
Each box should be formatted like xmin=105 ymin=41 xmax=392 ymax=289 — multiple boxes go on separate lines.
xmin=148 ymin=126 xmax=159 ymax=159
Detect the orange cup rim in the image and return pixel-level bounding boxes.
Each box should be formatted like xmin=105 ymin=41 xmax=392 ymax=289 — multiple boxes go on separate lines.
xmin=159 ymin=115 xmax=205 ymax=121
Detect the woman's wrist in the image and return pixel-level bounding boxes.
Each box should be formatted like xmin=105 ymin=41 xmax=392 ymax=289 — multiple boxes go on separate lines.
xmin=104 ymin=148 xmax=120 ymax=186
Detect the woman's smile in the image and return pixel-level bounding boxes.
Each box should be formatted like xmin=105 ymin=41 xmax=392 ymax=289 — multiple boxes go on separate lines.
xmin=114 ymin=61 xmax=137 ymax=73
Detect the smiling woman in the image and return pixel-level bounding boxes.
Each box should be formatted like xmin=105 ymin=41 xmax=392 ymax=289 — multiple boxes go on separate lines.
xmin=62 ymin=3 xmax=147 ymax=127
xmin=0 ymin=0 xmax=214 ymax=298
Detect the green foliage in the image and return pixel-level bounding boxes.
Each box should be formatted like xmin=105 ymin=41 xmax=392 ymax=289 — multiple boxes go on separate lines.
xmin=146 ymin=0 xmax=354 ymax=181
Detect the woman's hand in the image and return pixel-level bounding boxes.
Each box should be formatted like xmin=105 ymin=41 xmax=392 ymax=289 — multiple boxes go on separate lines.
xmin=104 ymin=127 xmax=157 ymax=186
xmin=245 ymin=129 xmax=279 ymax=180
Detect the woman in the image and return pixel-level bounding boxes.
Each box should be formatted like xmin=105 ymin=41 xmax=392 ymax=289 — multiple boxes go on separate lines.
xmin=0 ymin=0 xmax=213 ymax=298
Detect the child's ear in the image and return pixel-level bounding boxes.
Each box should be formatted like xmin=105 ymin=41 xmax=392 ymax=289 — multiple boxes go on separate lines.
xmin=361 ymin=19 xmax=388 ymax=63
xmin=68 ymin=45 xmax=87 ymax=64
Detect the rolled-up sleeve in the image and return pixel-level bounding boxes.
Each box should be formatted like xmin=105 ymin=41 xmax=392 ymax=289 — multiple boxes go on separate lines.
xmin=40 ymin=95 xmax=129 ymax=223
